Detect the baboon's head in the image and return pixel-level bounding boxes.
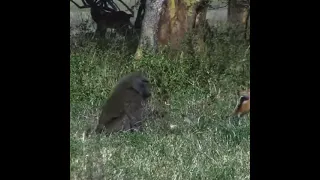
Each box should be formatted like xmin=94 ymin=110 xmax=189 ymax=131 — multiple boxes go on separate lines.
xmin=131 ymin=73 xmax=151 ymax=99
xmin=116 ymin=72 xmax=151 ymax=99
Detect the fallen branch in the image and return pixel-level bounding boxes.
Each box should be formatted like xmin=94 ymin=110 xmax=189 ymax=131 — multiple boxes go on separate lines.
xmin=70 ymin=0 xmax=90 ymax=9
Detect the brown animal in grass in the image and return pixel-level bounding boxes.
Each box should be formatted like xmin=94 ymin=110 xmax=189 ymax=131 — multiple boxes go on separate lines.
xmin=234 ymin=89 xmax=250 ymax=117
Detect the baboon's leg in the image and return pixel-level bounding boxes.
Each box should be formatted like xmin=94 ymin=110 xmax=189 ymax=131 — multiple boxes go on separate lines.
xmin=124 ymin=110 xmax=136 ymax=132
xmin=134 ymin=109 xmax=144 ymax=131
xmin=132 ymin=120 xmax=143 ymax=132
xmin=122 ymin=117 xmax=133 ymax=132
xmin=125 ymin=109 xmax=143 ymax=132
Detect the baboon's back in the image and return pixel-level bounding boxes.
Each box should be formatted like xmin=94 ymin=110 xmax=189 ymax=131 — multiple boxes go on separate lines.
xmin=96 ymin=72 xmax=149 ymax=133
xmin=98 ymin=86 xmax=144 ymax=127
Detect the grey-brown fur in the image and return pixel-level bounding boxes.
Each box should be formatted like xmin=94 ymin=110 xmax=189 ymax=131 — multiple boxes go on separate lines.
xmin=94 ymin=72 xmax=151 ymax=135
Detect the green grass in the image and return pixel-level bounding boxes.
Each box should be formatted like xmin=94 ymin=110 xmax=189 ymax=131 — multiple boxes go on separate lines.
xmin=70 ymin=24 xmax=250 ymax=179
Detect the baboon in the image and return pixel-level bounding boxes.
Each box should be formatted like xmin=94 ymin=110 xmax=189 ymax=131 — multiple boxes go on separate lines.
xmin=94 ymin=72 xmax=151 ymax=135
xmin=234 ymin=89 xmax=250 ymax=117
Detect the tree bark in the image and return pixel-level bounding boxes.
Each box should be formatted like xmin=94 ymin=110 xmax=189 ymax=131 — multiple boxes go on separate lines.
xmin=192 ymin=1 xmax=209 ymax=53
xmin=134 ymin=0 xmax=208 ymax=60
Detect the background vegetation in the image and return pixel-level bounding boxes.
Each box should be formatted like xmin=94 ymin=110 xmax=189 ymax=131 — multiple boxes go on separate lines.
xmin=70 ymin=1 xmax=250 ymax=178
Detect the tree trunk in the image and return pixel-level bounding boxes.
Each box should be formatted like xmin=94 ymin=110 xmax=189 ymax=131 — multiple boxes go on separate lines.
xmin=134 ymin=0 xmax=208 ymax=60
xmin=192 ymin=2 xmax=209 ymax=53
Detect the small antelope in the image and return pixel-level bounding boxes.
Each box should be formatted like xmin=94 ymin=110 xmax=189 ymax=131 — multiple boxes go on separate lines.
xmin=234 ymin=89 xmax=250 ymax=117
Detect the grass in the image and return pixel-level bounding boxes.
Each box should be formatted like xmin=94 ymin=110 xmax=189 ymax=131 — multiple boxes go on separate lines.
xmin=70 ymin=21 xmax=250 ymax=179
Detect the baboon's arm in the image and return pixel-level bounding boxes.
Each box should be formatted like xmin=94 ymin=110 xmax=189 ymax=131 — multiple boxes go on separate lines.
xmin=125 ymin=111 xmax=144 ymax=132
xmin=123 ymin=102 xmax=140 ymax=131
xmin=124 ymin=112 xmax=135 ymax=132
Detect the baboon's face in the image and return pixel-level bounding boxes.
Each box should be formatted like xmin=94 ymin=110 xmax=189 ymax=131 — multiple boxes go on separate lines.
xmin=132 ymin=77 xmax=151 ymax=99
